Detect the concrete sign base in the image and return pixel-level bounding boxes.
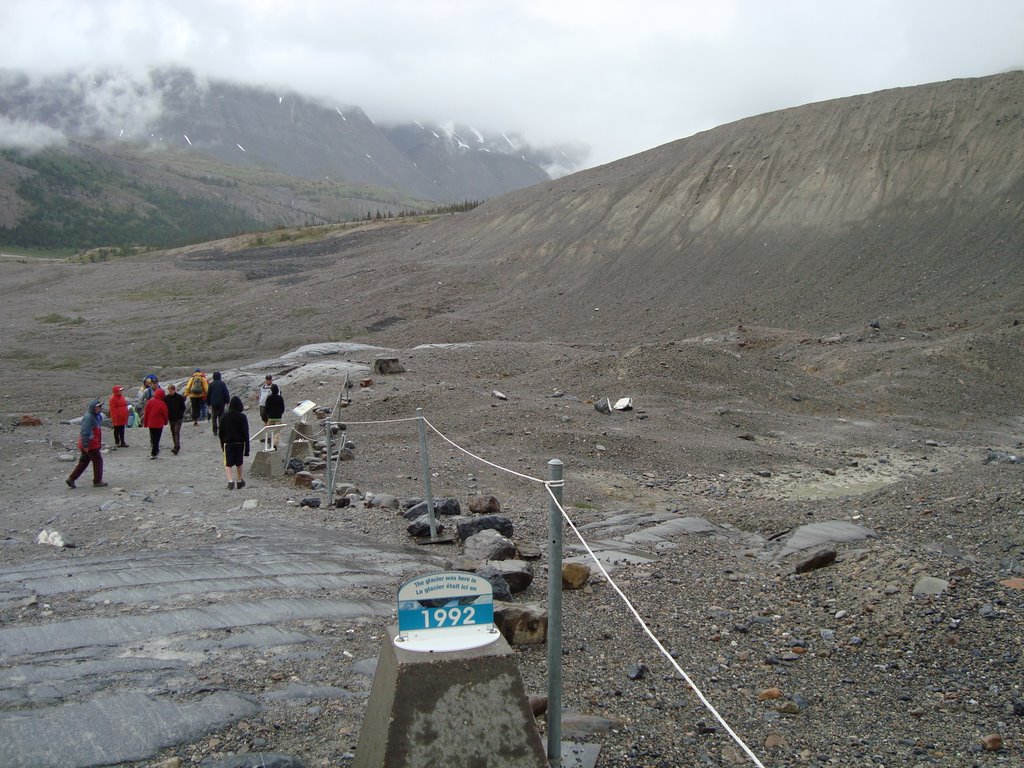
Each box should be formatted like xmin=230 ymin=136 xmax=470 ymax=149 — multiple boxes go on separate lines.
xmin=353 ymin=625 xmax=546 ymax=768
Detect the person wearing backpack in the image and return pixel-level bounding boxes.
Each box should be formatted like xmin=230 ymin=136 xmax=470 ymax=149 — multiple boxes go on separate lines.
xmin=206 ymin=371 xmax=230 ymax=437
xmin=183 ymin=368 xmax=208 ymax=426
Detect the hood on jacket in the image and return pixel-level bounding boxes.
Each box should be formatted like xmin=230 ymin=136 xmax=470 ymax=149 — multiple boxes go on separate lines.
xmin=112 ymin=386 xmax=123 ymax=395
xmin=228 ymin=395 xmax=244 ymax=412
xmin=80 ymin=399 xmax=101 ymax=440
xmin=153 ymin=389 xmax=166 ymax=400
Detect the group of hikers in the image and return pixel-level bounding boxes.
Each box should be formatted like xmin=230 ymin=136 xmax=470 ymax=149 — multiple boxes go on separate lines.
xmin=65 ymin=371 xmax=286 ymax=491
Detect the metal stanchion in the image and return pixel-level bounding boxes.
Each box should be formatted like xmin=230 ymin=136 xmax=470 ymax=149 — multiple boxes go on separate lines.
xmin=547 ymin=458 xmax=564 ymax=766
xmin=416 ymin=408 xmax=439 ymax=540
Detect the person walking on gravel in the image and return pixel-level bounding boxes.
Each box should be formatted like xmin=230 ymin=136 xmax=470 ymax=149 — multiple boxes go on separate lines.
xmin=143 ymin=388 xmax=169 ymax=459
xmin=66 ymin=399 xmax=107 ymax=488
xmin=219 ymin=395 xmax=250 ymax=490
xmin=264 ymin=383 xmax=285 ymax=449
xmin=206 ymin=371 xmax=230 ymax=436
xmin=183 ymin=368 xmax=208 ymax=425
xmin=108 ymin=385 xmax=129 ymax=448
xmin=258 ymin=374 xmax=274 ymax=425
xmin=164 ymin=383 xmax=187 ymax=455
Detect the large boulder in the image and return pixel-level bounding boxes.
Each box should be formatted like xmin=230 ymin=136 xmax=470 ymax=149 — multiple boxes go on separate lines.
xmin=402 ymin=497 xmax=462 ymax=520
xmin=464 ymin=529 xmax=517 ymax=561
xmin=475 ymin=565 xmax=512 ymax=601
xmin=406 ymin=515 xmax=445 ymax=538
xmin=494 ymin=601 xmax=548 ymax=645
xmin=484 ymin=560 xmax=533 ymax=593
xmin=457 ymin=514 xmax=514 ymax=541
xmin=468 ymin=494 xmax=502 ymax=515
xmin=562 ymin=562 xmax=591 ymax=589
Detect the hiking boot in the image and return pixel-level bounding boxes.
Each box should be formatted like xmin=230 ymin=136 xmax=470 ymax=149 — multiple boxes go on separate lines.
xmin=227 ymin=481 xmax=235 ymax=490
xmin=237 ymin=480 xmax=246 ymax=489
xmin=65 ymin=478 xmax=75 ymax=489
xmin=172 ymin=447 xmax=179 ymax=455
xmin=93 ymin=481 xmax=108 ymax=488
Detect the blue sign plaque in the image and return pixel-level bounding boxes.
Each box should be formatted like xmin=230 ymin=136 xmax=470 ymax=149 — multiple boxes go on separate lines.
xmin=395 ymin=571 xmax=498 ymax=652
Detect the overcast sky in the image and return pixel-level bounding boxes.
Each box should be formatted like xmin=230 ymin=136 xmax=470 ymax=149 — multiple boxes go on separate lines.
xmin=2 ymin=0 xmax=1023 ymax=168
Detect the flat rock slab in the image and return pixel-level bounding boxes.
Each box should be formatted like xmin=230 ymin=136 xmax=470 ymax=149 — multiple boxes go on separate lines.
xmin=777 ymin=520 xmax=877 ymax=558
xmin=0 ymin=690 xmax=260 ymax=768
xmin=0 ymin=517 xmax=441 ymax=768
xmin=0 ymin=597 xmax=389 ymax=658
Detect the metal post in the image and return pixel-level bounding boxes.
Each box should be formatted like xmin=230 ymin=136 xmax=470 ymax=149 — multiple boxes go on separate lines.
xmin=325 ymin=413 xmax=334 ymax=502
xmin=416 ymin=408 xmax=438 ymax=539
xmin=546 ymin=458 xmax=564 ymax=766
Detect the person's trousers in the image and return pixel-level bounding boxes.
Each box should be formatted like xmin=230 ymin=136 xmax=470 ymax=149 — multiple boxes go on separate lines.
xmin=169 ymin=419 xmax=182 ymax=451
xmin=210 ymin=404 xmax=225 ymax=435
xmin=190 ymin=397 xmax=203 ymax=424
xmin=113 ymin=425 xmax=126 ymax=446
xmin=69 ymin=449 xmax=103 ymax=483
xmin=149 ymin=427 xmax=163 ymax=457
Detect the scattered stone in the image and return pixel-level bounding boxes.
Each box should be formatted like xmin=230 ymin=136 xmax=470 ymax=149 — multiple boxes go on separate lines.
xmin=200 ymin=755 xmax=309 ymax=768
xmin=794 ymin=547 xmax=837 ymax=574
xmin=464 ymin=529 xmax=516 ymax=561
xmin=528 ymin=694 xmax=548 ymax=717
xmin=298 ymin=497 xmax=321 ymax=508
xmin=764 ymin=733 xmax=787 ymax=749
xmin=36 ymin=529 xmax=73 ymax=548
xmin=758 ymin=687 xmax=784 ymax=701
xmin=19 ymin=414 xmax=43 ymax=426
xmin=492 ymin=390 xmax=508 ymax=401
xmin=594 ymin=398 xmax=612 ymax=415
xmin=406 ymin=515 xmax=444 ymax=538
xmin=467 ymin=494 xmax=501 ymax=515
xmin=403 ymin=497 xmax=461 ymax=519
xmin=626 ymin=663 xmax=648 ymax=680
xmin=999 ymin=577 xmax=1024 ymax=590
xmin=516 ymin=541 xmax=543 ymax=560
xmin=980 ymin=733 xmax=1003 ymax=751
xmin=475 ymin=565 xmax=512 ymax=601
xmin=456 ymin=514 xmax=514 ymax=541
xmin=483 ymin=559 xmax=533 ymax=593
xmin=778 ymin=700 xmax=802 ymax=714
xmin=562 ymin=562 xmax=591 ymax=589
xmin=984 ymin=450 xmax=1021 ymax=465
xmin=373 ymin=357 xmax=405 ymax=375
xmin=365 ymin=493 xmax=399 ymax=509
xmin=494 ymin=601 xmax=547 ymax=645
xmin=913 ymin=576 xmax=950 ymax=596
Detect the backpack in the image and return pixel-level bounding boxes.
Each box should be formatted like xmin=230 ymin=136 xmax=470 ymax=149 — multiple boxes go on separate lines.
xmin=189 ymin=376 xmax=205 ymax=395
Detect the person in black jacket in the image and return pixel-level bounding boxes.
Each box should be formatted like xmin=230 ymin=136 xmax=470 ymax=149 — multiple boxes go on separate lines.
xmin=264 ymin=383 xmax=285 ymax=449
xmin=219 ymin=396 xmax=250 ymax=490
xmin=164 ymin=383 xmax=187 ymax=455
xmin=206 ymin=371 xmax=230 ymax=437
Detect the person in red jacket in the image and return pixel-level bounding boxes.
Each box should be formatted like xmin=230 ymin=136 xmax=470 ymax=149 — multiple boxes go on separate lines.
xmin=143 ymin=388 xmax=169 ymax=459
xmin=108 ymin=385 xmax=130 ymax=448
xmin=66 ymin=399 xmax=107 ymax=488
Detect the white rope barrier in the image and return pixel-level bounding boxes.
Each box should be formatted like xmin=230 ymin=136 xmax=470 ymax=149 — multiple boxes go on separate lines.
xmin=544 ymin=483 xmax=766 ymax=768
xmin=299 ymin=404 xmax=765 ymax=765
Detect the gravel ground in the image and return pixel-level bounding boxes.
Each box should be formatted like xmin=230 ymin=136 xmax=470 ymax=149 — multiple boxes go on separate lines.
xmin=2 ymin=337 xmax=1022 ymax=768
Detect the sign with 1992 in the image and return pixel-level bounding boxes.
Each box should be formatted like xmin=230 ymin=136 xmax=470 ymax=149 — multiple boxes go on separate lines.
xmin=397 ymin=571 xmax=494 ymax=632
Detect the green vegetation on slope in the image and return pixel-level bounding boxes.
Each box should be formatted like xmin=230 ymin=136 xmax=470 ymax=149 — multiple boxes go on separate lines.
xmin=0 ymin=149 xmax=266 ymax=250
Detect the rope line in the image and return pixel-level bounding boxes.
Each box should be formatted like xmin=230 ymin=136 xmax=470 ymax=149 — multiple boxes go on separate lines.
xmin=287 ymin=403 xmax=764 ymax=766
xmin=420 ymin=416 xmax=547 ymax=485
xmin=544 ymin=484 xmax=766 ymax=768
